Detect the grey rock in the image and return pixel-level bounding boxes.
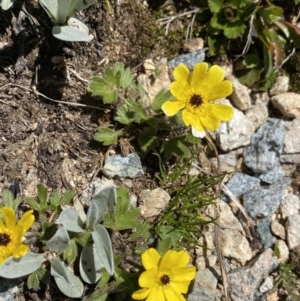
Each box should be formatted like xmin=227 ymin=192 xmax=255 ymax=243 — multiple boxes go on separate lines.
xmin=225 ymin=172 xmax=261 ymax=198
xmin=194 ymin=268 xmax=218 ymax=291
xmin=228 ymin=248 xmax=278 ymax=301
xmin=256 ymin=218 xmax=275 ymax=248
xmin=188 ymin=285 xmax=216 ymax=301
xmin=102 ymin=153 xmax=144 ymax=179
xmin=243 ymin=118 xmax=285 ymax=174
xmin=258 ymin=163 xmax=285 ymax=184
xmin=284 ymin=118 xmax=300 ymax=153
xmin=168 ymin=50 xmax=206 ymax=70
xmin=0 ymin=278 xmax=19 ymax=301
xmin=243 ymin=179 xmax=291 ymax=219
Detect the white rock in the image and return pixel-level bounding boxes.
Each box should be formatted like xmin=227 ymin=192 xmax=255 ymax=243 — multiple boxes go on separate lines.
xmin=271 ymin=92 xmax=300 ymax=117
xmin=137 ymin=58 xmax=171 ymax=108
xmin=219 ymin=200 xmax=243 ymax=231
xmin=259 ymin=276 xmax=274 ymax=293
xmin=286 ymin=214 xmax=300 ymax=249
xmin=245 ymin=101 xmax=269 ymax=130
xmin=220 ymin=229 xmax=252 ymax=264
xmin=216 ymin=100 xmax=255 ymax=151
xmin=195 ymin=255 xmax=217 ymax=270
xmin=280 ymin=194 xmax=300 ymax=219
xmin=270 ymin=76 xmax=289 ymax=96
xmin=139 ymin=188 xmax=170 ymax=218
xmin=276 ymin=240 xmax=289 ymax=263
xmin=284 ymin=118 xmax=300 ymax=153
xmin=228 ymin=75 xmax=252 ymax=110
xmin=210 ymin=151 xmax=237 ymax=174
xmin=270 ymin=220 xmax=285 ymax=240
xmin=194 ymin=268 xmax=218 ymax=291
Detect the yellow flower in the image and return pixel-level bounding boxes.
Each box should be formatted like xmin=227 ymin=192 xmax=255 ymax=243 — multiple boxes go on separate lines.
xmin=162 ymin=63 xmax=234 ymax=137
xmin=0 ymin=207 xmax=35 ymax=264
xmin=132 ymin=248 xmax=196 ymax=301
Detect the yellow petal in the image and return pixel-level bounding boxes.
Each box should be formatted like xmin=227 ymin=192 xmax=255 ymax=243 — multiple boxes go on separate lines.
xmin=172 ymin=266 xmax=197 ymax=284
xmin=200 ymin=113 xmax=220 ymax=131
xmin=139 ymin=269 xmax=157 ymax=288
xmin=163 ymin=285 xmax=186 ymax=301
xmin=210 ymin=103 xmax=234 ymax=121
xmin=162 ymin=100 xmax=185 ymax=117
xmin=0 ymin=220 xmax=5 ymax=229
xmin=169 ymin=281 xmax=191 ymax=294
xmin=142 ymin=248 xmax=161 ymax=270
xmin=18 ymin=210 xmax=34 ymax=233
xmin=2 ymin=207 xmax=16 ymax=229
xmin=159 ymin=250 xmax=191 ymax=271
xmin=132 ymin=288 xmax=152 ymax=300
xmin=200 ymin=65 xmax=225 ymax=90
xmin=170 ymin=81 xmax=189 ymax=101
xmin=13 ymin=244 xmax=28 ymax=258
xmin=182 ymin=109 xmax=194 ymax=126
xmin=191 ymin=63 xmax=208 ymax=91
xmin=147 ymin=285 xmax=165 ymax=301
xmin=173 ymin=64 xmax=190 ymax=83
xmin=207 ymin=80 xmax=233 ymax=100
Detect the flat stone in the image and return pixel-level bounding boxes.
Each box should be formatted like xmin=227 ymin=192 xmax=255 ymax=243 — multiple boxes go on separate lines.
xmin=284 ymin=118 xmax=300 ymax=153
xmin=243 ymin=118 xmax=285 ymax=174
xmin=243 ymin=179 xmax=291 ymax=219
xmin=188 ymin=285 xmax=216 ymax=301
xmin=225 ymin=172 xmax=261 ymax=198
xmin=276 ymin=240 xmax=289 ymax=263
xmin=194 ymin=268 xmax=218 ymax=291
xmin=270 ymin=220 xmax=285 ymax=240
xmin=102 ymin=153 xmax=144 ymax=179
xmin=271 ymin=92 xmax=300 ymax=117
xmin=139 ymin=188 xmax=170 ymax=218
xmin=269 ymin=75 xmax=289 ymax=95
xmin=216 ymin=100 xmax=255 ymax=151
xmin=228 ymin=248 xmax=278 ymax=301
xmin=258 ymin=163 xmax=285 ymax=184
xmin=280 ymin=193 xmax=300 ymax=219
xmin=280 ymin=153 xmax=300 ymax=164
xmin=219 ymin=200 xmax=243 ymax=231
xmin=220 ymin=229 xmax=252 ymax=264
xmin=228 ymin=75 xmax=252 ymax=110
xmin=245 ymin=101 xmax=269 ymax=131
xmin=286 ymin=214 xmax=300 ymax=249
xmin=257 ymin=218 xmax=275 ymax=248
xmin=168 ymin=50 xmax=206 ymax=70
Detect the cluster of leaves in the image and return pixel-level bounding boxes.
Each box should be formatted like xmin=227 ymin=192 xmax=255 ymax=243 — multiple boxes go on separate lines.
xmin=0 ymin=184 xmax=150 ymax=300
xmin=153 ymin=157 xmax=220 ymax=252
xmin=88 ymin=62 xmax=197 ymax=160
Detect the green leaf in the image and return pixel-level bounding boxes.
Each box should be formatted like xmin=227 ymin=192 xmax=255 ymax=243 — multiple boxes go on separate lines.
xmin=94 ymin=127 xmax=118 ymax=146
xmin=92 ymin=224 xmax=114 ymax=275
xmin=56 ymin=208 xmax=84 ymax=233
xmin=72 ymin=232 xmax=92 ymax=248
xmin=49 ymin=191 xmax=61 ymax=207
xmin=162 ymin=136 xmax=193 ymax=160
xmin=207 ymin=34 xmax=227 ymax=56
xmin=63 ymin=240 xmax=78 ymax=265
xmin=242 ymin=54 xmax=261 ymax=69
xmin=37 ymin=184 xmax=48 ymax=210
xmin=24 ymin=197 xmax=41 ymax=212
xmin=236 ymin=67 xmax=262 ymax=87
xmin=151 ymin=89 xmax=173 ymax=112
xmin=224 ymin=22 xmax=246 ymax=38
xmin=138 ymin=127 xmax=159 ymax=153
xmin=27 ymin=268 xmax=49 ymax=291
xmin=61 ymin=190 xmax=76 ymax=205
xmin=274 ymin=20 xmax=300 ymax=48
xmin=115 ymin=105 xmax=135 ymax=125
xmin=157 ymin=226 xmax=182 ymax=253
xmin=104 ymin=185 xmax=142 ymax=231
xmin=208 ymin=0 xmax=223 ymax=13
xmin=104 ymin=68 xmax=119 ymax=86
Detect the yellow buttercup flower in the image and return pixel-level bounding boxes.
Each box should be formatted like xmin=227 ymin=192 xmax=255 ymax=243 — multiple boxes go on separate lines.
xmin=162 ymin=62 xmax=234 ymax=137
xmin=132 ymin=248 xmax=196 ymax=301
xmin=0 ymin=207 xmax=35 ymax=264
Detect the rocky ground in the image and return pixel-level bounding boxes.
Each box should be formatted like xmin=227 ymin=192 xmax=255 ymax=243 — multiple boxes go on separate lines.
xmin=0 ymin=0 xmax=300 ymax=300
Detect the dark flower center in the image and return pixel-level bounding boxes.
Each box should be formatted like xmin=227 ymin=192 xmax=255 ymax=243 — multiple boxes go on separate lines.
xmin=0 ymin=233 xmax=11 ymax=246
xmin=160 ymin=274 xmax=170 ymax=285
xmin=189 ymin=94 xmax=203 ymax=107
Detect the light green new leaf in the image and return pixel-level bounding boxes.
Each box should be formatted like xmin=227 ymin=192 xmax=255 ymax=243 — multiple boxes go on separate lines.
xmin=63 ymin=240 xmax=78 ymax=265
xmin=94 ymin=127 xmax=118 ymax=146
xmin=208 ymin=0 xmax=223 ymax=13
xmin=27 ymin=268 xmax=49 ymax=291
xmin=115 ymin=105 xmax=135 ymax=125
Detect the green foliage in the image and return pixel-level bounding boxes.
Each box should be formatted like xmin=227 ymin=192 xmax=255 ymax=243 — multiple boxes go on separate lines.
xmin=24 ymin=184 xmax=75 ymax=213
xmin=155 ymin=157 xmax=219 ymax=247
xmin=0 ymin=190 xmax=22 ymax=215
xmin=276 ymin=262 xmax=300 ymax=300
xmin=89 ymin=62 xmax=199 ymax=159
xmin=27 ymin=268 xmax=49 ymax=291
